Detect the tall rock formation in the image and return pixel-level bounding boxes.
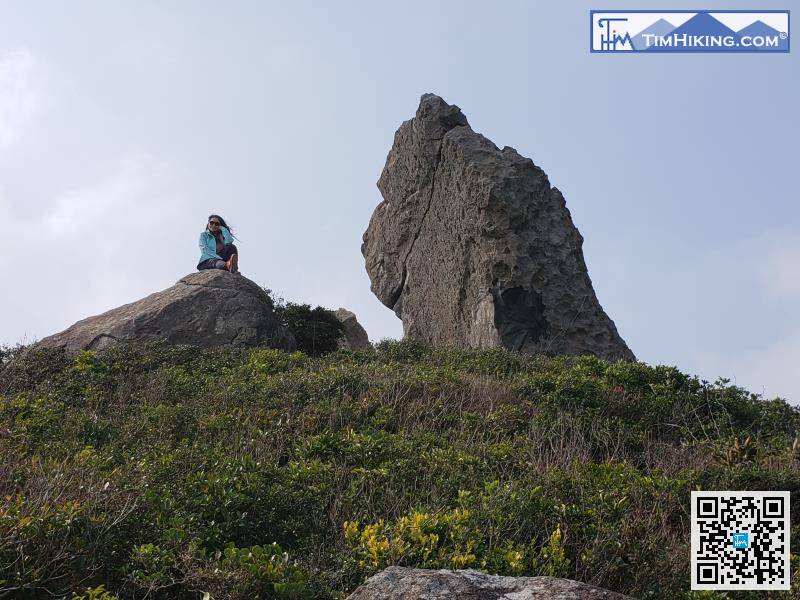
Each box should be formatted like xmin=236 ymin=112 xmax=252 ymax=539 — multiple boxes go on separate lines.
xmin=34 ymin=270 xmax=296 ymax=353
xmin=362 ymin=94 xmax=634 ymax=361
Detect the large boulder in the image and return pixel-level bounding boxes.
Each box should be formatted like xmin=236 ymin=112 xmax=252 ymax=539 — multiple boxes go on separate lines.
xmin=346 ymin=567 xmax=632 ymax=599
xmin=362 ymin=94 xmax=634 ymax=361
xmin=335 ymin=308 xmax=372 ymax=351
xmin=34 ymin=270 xmax=296 ymax=352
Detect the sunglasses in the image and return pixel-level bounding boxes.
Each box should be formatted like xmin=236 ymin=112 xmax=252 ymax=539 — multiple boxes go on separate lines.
xmin=208 ymin=221 xmax=220 ymax=226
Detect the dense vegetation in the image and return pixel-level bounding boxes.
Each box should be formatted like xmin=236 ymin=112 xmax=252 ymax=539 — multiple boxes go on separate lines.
xmin=263 ymin=291 xmax=345 ymax=357
xmin=0 ymin=340 xmax=798 ymax=599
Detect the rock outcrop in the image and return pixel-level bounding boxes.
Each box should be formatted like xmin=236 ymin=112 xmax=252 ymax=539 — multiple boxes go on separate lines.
xmin=362 ymin=94 xmax=635 ymax=361
xmin=335 ymin=308 xmax=372 ymax=351
xmin=346 ymin=567 xmax=632 ymax=599
xmin=35 ymin=270 xmax=296 ymax=352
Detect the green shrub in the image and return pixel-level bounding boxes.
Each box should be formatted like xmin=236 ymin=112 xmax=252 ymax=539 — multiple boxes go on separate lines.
xmin=343 ymin=504 xmax=570 ymax=577
xmin=209 ymin=542 xmax=311 ymax=599
xmin=272 ymin=302 xmax=345 ymax=357
xmin=71 ymin=584 xmax=119 ymax=600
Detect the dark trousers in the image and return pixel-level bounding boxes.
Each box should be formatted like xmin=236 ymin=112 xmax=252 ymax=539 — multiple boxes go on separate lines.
xmin=198 ymin=244 xmax=238 ymax=270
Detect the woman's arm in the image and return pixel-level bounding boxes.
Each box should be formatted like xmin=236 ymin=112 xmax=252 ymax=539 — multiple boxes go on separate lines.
xmin=221 ymin=226 xmax=233 ymax=245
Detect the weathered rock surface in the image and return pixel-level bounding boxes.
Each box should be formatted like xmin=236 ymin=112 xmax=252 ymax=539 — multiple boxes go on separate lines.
xmin=362 ymin=94 xmax=635 ymax=361
xmin=346 ymin=567 xmax=633 ymax=599
xmin=335 ymin=308 xmax=373 ymax=351
xmin=34 ymin=270 xmax=296 ymax=352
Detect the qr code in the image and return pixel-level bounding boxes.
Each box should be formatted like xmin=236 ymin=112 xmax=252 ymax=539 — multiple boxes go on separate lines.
xmin=691 ymin=491 xmax=790 ymax=590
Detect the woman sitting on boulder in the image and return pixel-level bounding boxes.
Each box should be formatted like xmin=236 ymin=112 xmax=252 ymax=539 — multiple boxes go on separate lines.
xmin=197 ymin=214 xmax=239 ymax=273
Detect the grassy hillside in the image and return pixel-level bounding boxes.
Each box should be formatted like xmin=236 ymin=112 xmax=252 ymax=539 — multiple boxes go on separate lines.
xmin=1 ymin=340 xmax=798 ymax=599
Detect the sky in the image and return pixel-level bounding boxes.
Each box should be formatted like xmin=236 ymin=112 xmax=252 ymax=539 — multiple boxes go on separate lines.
xmin=0 ymin=1 xmax=798 ymax=403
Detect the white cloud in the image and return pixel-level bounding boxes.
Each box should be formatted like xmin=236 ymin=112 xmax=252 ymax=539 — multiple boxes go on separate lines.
xmin=684 ymin=232 xmax=800 ymax=404
xmin=42 ymin=153 xmax=167 ymax=238
xmin=760 ymin=235 xmax=800 ymax=301
xmin=2 ymin=151 xmax=193 ymax=342
xmin=36 ymin=151 xmax=190 ymax=276
xmin=693 ymin=328 xmax=800 ymax=404
xmin=0 ymin=48 xmax=46 ymax=150
xmin=626 ymin=231 xmax=800 ymax=406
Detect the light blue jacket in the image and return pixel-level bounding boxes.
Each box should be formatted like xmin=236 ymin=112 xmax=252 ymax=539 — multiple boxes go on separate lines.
xmin=197 ymin=226 xmax=233 ymax=267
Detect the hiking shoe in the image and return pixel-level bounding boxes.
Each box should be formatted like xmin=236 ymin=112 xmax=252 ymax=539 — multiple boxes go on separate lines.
xmin=226 ymin=254 xmax=239 ymax=273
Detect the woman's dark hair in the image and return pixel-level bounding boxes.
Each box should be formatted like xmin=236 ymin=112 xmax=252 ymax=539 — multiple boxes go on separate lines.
xmin=207 ymin=214 xmax=233 ymax=234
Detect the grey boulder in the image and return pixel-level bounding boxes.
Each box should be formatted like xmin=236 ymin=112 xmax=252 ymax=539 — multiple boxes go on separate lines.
xmin=335 ymin=308 xmax=373 ymax=351
xmin=34 ymin=270 xmax=296 ymax=352
xmin=362 ymin=94 xmax=634 ymax=361
xmin=346 ymin=567 xmax=633 ymax=599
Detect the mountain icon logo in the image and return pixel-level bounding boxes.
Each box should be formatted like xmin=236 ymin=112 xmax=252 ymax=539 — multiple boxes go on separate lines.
xmin=591 ymin=10 xmax=790 ymax=53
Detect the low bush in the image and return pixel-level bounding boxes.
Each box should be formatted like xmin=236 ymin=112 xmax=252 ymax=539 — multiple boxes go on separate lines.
xmin=263 ymin=291 xmax=344 ymax=357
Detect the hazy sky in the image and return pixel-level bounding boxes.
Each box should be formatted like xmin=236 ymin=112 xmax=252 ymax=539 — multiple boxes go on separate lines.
xmin=1 ymin=1 xmax=798 ymax=403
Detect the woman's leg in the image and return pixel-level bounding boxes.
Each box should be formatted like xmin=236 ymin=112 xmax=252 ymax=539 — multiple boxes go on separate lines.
xmin=220 ymin=244 xmax=238 ymax=261
xmin=198 ymin=258 xmax=228 ymax=270
xmin=221 ymin=244 xmax=239 ymax=273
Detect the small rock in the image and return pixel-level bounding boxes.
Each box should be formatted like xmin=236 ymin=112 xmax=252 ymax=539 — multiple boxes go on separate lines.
xmin=346 ymin=566 xmax=633 ymax=599
xmin=335 ymin=308 xmax=373 ymax=351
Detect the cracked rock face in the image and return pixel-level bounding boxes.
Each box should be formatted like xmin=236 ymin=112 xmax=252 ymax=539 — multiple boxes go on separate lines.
xmin=346 ymin=567 xmax=633 ymax=599
xmin=362 ymin=94 xmax=635 ymax=361
xmin=34 ymin=270 xmax=296 ymax=353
